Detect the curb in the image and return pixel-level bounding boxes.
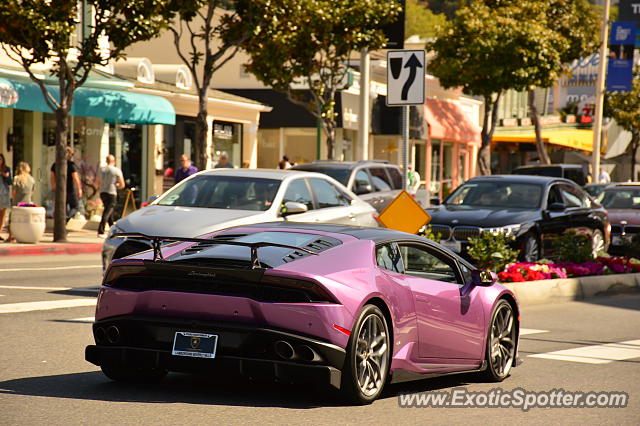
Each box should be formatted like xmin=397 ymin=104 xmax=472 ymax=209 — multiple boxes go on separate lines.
xmin=0 ymin=243 xmax=103 ymax=257
xmin=504 ymin=273 xmax=640 ymax=305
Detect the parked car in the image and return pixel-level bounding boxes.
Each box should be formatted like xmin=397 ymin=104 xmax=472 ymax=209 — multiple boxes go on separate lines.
xmin=87 ymin=222 xmax=520 ymax=404
xmin=597 ymin=183 xmax=640 ymax=256
xmin=290 ymin=161 xmax=403 ymax=212
xmin=101 ymin=169 xmax=378 ymax=269
xmin=584 ymin=183 xmax=612 ymax=199
xmin=512 ymin=164 xmax=587 ymax=186
xmin=427 ymin=175 xmax=609 ymax=262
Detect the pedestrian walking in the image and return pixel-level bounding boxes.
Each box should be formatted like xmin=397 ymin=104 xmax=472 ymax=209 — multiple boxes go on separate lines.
xmin=50 ymin=146 xmax=83 ymax=221
xmin=0 ymin=153 xmax=12 ymax=240
xmin=11 ymin=161 xmax=35 ymax=204
xmin=95 ymin=154 xmax=124 ymax=238
xmin=278 ymin=155 xmax=293 ymax=169
xmin=599 ymin=167 xmax=611 ymax=184
xmin=407 ymin=166 xmax=421 ymax=195
xmin=175 ymin=154 xmax=198 ymax=183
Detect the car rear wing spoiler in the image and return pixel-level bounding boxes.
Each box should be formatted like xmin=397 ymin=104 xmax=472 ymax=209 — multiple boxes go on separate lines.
xmin=111 ymin=233 xmax=318 ymax=269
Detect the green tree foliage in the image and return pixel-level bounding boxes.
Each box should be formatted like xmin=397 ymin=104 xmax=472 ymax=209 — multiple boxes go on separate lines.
xmin=165 ymin=1 xmax=247 ymax=170
xmin=233 ymin=0 xmax=401 ymax=159
xmin=406 ymin=0 xmax=446 ymax=39
xmin=605 ymin=70 xmax=640 ymax=180
xmin=0 ymin=0 xmax=171 ymax=241
xmin=427 ymin=0 xmax=599 ymax=175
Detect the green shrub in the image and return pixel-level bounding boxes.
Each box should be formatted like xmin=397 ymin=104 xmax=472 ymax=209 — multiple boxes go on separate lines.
xmin=418 ymin=225 xmax=442 ymax=242
xmin=553 ymin=231 xmax=593 ymax=263
xmin=467 ymin=231 xmax=519 ymax=272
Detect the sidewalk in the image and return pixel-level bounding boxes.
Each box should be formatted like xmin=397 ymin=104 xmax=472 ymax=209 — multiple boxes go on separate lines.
xmin=0 ymin=229 xmax=104 ymax=257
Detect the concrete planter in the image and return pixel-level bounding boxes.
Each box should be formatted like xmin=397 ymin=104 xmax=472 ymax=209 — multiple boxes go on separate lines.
xmin=504 ymin=273 xmax=640 ymax=305
xmin=9 ymin=206 xmax=46 ymax=243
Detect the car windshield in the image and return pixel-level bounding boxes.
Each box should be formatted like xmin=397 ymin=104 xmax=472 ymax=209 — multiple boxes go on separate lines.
xmin=446 ymin=181 xmax=543 ymax=209
xmin=599 ymin=189 xmax=640 ymax=209
xmin=156 ymin=175 xmax=281 ymax=211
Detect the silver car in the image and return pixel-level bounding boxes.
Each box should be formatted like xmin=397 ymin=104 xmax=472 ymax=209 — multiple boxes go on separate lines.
xmin=102 ymin=169 xmax=379 ymax=268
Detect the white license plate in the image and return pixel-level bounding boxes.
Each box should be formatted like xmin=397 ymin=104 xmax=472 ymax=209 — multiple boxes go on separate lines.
xmin=440 ymin=240 xmax=461 ymax=252
xmin=172 ymin=332 xmax=218 ymax=359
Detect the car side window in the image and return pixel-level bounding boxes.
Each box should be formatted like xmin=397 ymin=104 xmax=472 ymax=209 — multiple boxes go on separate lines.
xmin=399 ymin=244 xmax=461 ymax=284
xmin=547 ymin=185 xmax=563 ymax=206
xmin=369 ymin=167 xmax=392 ymax=192
xmin=560 ymin=184 xmax=585 ymax=208
xmin=353 ymin=170 xmax=373 ymax=194
xmin=283 ymin=179 xmax=314 ymax=210
xmin=309 ymin=178 xmax=351 ymax=208
xmin=376 ymin=243 xmax=404 ymax=273
xmin=386 ymin=167 xmax=403 ymax=189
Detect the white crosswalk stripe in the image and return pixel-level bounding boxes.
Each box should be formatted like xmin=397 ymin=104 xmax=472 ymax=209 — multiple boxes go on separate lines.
xmin=0 ymin=299 xmax=96 ymax=314
xmin=520 ymin=328 xmax=549 ymax=336
xmin=529 ymin=340 xmax=640 ymax=364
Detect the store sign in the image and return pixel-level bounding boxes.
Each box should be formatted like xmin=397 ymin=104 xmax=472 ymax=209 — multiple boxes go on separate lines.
xmin=606 ymin=22 xmax=636 ymax=92
xmin=214 ymin=123 xmax=234 ymax=140
xmin=340 ymin=92 xmax=359 ymax=130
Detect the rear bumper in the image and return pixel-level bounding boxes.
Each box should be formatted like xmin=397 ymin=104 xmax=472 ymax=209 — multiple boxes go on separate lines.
xmin=86 ymin=315 xmax=346 ymax=388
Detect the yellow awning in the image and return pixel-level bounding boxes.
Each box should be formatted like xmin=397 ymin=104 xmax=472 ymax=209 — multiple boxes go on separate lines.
xmin=493 ymin=129 xmax=594 ymax=152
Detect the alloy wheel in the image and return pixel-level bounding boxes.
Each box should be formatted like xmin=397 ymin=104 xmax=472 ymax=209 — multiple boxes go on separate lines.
xmin=355 ymin=313 xmax=389 ymax=397
xmin=489 ymin=303 xmax=516 ymax=378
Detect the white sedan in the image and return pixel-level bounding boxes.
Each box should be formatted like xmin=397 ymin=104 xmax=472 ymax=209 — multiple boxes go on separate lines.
xmin=102 ymin=169 xmax=379 ymax=268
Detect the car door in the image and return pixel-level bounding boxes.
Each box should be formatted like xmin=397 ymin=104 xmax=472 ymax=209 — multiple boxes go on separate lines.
xmin=351 ymin=168 xmax=379 ymax=209
xmin=368 ymin=167 xmax=397 ymax=211
xmin=540 ymin=183 xmax=571 ymax=253
xmin=279 ymin=178 xmax=322 ymax=223
xmin=377 ymin=242 xmax=485 ymax=361
xmin=306 ymin=177 xmax=354 ymax=224
xmin=558 ymin=183 xmax=598 ymax=237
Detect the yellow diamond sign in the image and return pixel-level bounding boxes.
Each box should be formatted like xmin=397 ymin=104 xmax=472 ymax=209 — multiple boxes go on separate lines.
xmin=378 ymin=190 xmax=431 ymax=234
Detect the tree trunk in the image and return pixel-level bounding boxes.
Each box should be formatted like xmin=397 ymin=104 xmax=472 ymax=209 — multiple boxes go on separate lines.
xmin=193 ymin=91 xmax=208 ymax=170
xmin=529 ymin=90 xmax=551 ymax=165
xmin=53 ymin=108 xmax=69 ymax=242
xmin=478 ymin=94 xmax=501 ymax=175
xmin=323 ymin=118 xmax=336 ymax=160
xmin=630 ymin=132 xmax=639 ymax=181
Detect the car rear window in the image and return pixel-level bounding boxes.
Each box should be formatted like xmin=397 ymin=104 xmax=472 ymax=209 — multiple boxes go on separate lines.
xmin=157 ymin=175 xmax=281 ymax=211
xmin=291 ymin=165 xmax=351 ymax=186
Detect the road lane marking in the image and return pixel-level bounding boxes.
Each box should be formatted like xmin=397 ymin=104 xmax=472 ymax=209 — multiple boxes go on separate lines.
xmin=0 ymin=285 xmax=72 ymax=291
xmin=520 ymin=328 xmax=549 ymax=336
xmin=0 ymin=265 xmax=102 ymax=272
xmin=0 ymin=299 xmax=97 ymax=314
xmin=529 ymin=340 xmax=640 ymax=364
xmin=69 ymin=317 xmax=95 ymax=323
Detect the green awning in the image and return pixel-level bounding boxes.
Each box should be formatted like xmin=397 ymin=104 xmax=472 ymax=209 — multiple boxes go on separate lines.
xmin=0 ymin=78 xmax=175 ymax=125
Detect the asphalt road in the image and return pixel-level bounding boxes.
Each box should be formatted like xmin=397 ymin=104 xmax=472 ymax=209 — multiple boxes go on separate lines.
xmin=0 ymin=254 xmax=639 ymax=425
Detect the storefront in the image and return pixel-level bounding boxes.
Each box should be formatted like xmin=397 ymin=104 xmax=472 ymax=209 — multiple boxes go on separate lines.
xmin=0 ymin=68 xmax=176 ymax=218
xmin=423 ymin=98 xmax=481 ymax=199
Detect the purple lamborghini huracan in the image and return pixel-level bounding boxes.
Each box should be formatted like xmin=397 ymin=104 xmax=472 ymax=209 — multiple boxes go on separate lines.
xmin=86 ymin=222 xmax=520 ymax=404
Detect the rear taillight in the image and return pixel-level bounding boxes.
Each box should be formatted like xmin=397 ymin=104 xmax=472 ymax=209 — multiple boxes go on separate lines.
xmin=103 ymin=265 xmax=147 ymax=286
xmin=261 ymin=275 xmax=338 ymax=304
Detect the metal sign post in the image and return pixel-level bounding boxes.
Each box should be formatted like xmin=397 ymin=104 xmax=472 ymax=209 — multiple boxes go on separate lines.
xmin=387 ymin=50 xmax=425 ymax=190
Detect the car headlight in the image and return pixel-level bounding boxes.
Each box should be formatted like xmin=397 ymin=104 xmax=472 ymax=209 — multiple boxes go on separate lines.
xmin=107 ymin=223 xmax=124 ymax=239
xmin=482 ymin=224 xmax=522 ymax=236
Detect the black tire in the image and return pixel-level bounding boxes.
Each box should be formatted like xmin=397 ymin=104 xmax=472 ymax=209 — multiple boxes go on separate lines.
xmin=591 ymin=229 xmax=605 ymax=258
xmin=100 ymin=364 xmax=167 ymax=383
xmin=520 ymin=233 xmax=540 ymax=262
xmin=480 ymin=300 xmax=517 ymax=382
xmin=340 ymin=304 xmax=391 ymax=405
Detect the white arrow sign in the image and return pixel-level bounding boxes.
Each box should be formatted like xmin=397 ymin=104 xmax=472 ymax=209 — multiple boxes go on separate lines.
xmin=386 ymin=50 xmax=425 ymax=106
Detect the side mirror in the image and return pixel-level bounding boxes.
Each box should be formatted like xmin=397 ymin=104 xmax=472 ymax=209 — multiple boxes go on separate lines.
xmin=430 ymin=197 xmax=441 ymax=206
xmin=548 ymin=202 xmax=566 ymax=212
xmin=355 ymin=183 xmax=373 ymax=195
xmin=281 ymin=201 xmax=308 ymax=217
xmin=472 ymin=269 xmax=497 ymax=286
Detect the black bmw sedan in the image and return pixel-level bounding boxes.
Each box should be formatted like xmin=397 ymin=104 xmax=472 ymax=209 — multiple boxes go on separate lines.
xmin=427 ymin=175 xmax=610 ymax=262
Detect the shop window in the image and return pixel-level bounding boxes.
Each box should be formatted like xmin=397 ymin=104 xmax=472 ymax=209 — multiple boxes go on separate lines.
xmin=213 ymin=121 xmax=242 ymax=168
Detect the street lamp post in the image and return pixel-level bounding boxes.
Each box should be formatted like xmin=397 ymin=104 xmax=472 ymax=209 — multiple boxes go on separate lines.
xmin=592 ymin=0 xmax=611 ymax=184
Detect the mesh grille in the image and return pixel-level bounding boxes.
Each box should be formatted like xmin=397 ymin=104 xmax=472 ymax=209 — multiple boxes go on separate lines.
xmin=453 ymin=226 xmax=481 ymax=241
